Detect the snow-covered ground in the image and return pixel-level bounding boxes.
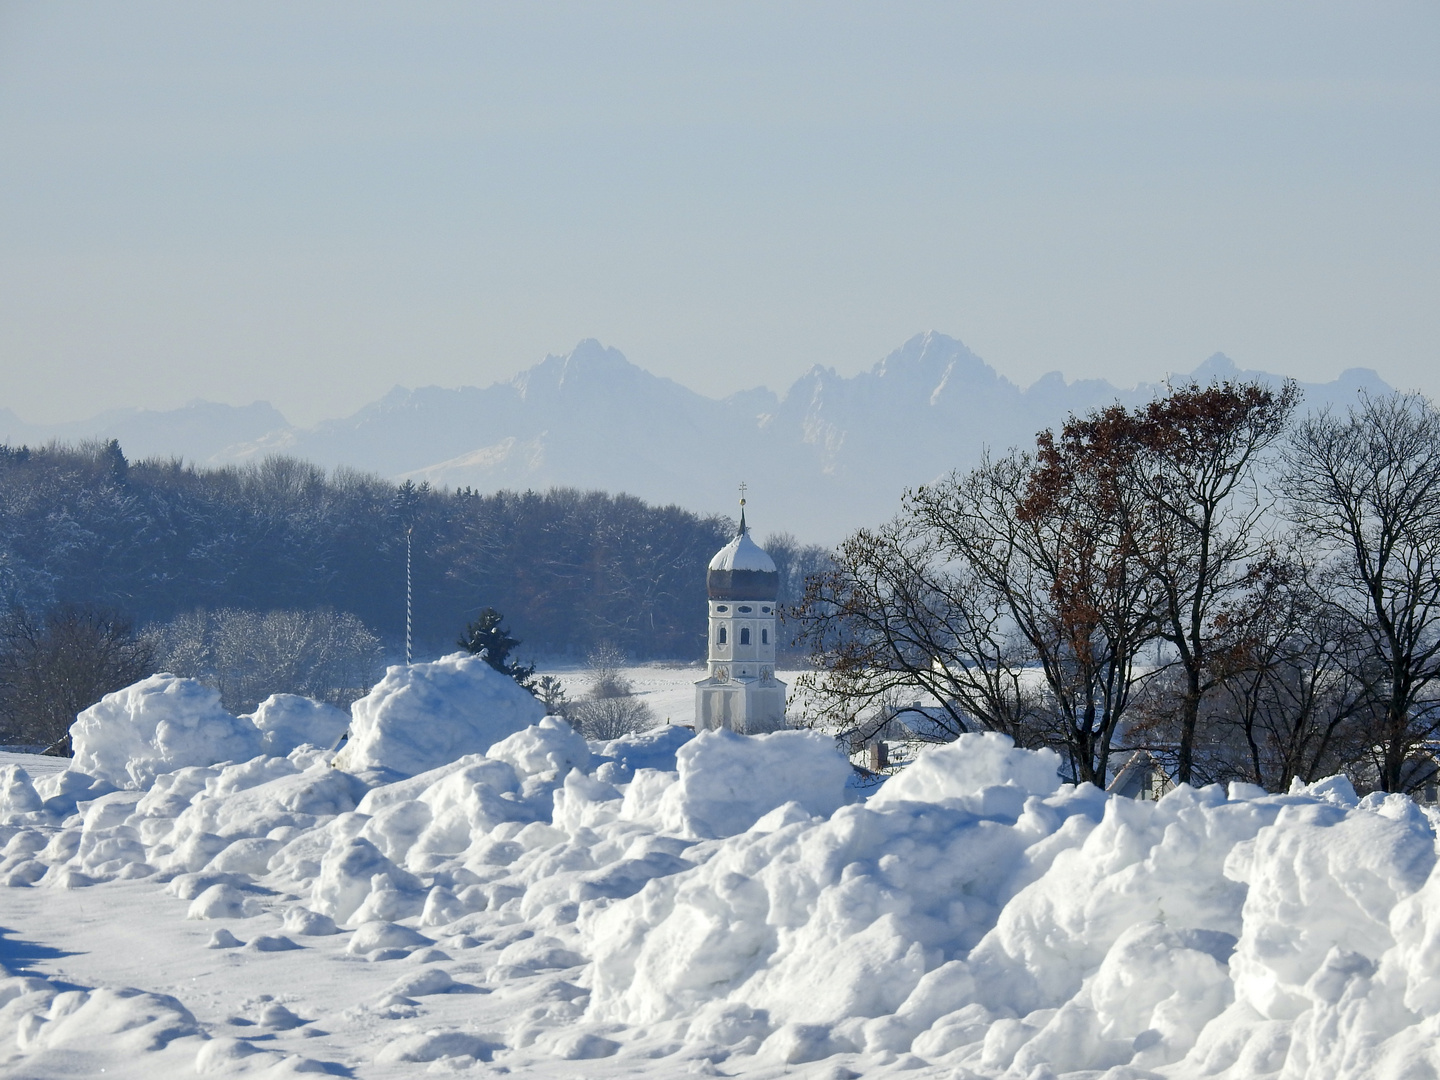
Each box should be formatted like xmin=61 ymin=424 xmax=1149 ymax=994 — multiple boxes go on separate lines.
xmin=4 ymin=654 xmax=1440 ymax=1079
xmin=539 ymin=663 xmax=810 ymax=728
xmin=0 ymin=751 xmax=66 ymax=777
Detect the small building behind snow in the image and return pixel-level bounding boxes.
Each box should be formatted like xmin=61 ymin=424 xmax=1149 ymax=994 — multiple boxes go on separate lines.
xmin=1107 ymin=750 xmax=1174 ymax=801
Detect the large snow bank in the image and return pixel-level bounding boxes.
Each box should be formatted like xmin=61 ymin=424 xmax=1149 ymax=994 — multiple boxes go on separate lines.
xmin=18 ymin=680 xmax=1440 ymax=1080
xmin=70 ymin=675 xmax=263 ymax=789
xmin=68 ymin=678 xmax=354 ymax=791
xmin=587 ymin=732 xmax=1088 ymax=1033
xmin=332 ymin=652 xmax=544 ymax=776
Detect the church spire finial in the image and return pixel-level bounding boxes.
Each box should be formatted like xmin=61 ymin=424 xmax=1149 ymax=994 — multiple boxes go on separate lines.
xmin=737 ymin=482 xmax=748 ymax=536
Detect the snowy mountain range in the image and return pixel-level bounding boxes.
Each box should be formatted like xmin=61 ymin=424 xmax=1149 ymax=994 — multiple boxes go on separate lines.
xmin=1 ymin=333 xmax=1390 ymax=541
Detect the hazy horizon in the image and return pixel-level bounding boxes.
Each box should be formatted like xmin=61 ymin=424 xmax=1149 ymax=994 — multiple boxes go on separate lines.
xmin=2 ymin=3 xmax=1436 ymax=426
xmin=0 ymin=332 xmax=1395 ymax=430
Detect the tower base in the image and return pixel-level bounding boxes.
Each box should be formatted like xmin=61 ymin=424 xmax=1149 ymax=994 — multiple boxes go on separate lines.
xmin=694 ymin=673 xmax=788 ymax=734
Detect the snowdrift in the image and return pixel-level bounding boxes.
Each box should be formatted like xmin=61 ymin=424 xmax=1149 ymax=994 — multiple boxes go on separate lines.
xmin=334 ymin=652 xmax=545 ymax=776
xmin=3 ymin=663 xmax=1440 ymax=1078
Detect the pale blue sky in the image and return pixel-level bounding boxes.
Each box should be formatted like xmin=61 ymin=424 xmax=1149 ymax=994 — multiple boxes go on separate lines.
xmin=1 ymin=2 xmax=1435 ymax=425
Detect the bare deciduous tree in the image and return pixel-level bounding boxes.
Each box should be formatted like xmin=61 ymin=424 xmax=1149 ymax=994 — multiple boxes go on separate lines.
xmin=573 ymin=695 xmax=655 ymax=740
xmin=792 ymin=514 xmax=1045 ymax=752
xmin=0 ymin=605 xmax=155 ymax=754
xmin=585 ymin=642 xmax=632 ymax=700
xmin=1080 ymin=381 xmax=1299 ymax=784
xmin=909 ymin=440 xmax=1157 ymax=785
xmin=763 ymin=532 xmax=834 ymax=660
xmin=1133 ymin=554 xmax=1371 ymax=790
xmin=145 ymin=607 xmax=383 ymax=713
xmin=796 ymin=432 xmax=1158 ymax=786
xmin=1283 ymin=392 xmax=1440 ymax=793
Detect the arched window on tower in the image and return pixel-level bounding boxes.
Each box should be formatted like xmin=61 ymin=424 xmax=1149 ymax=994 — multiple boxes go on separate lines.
xmin=762 ymin=628 xmax=769 ymax=644
xmin=717 ymin=626 xmax=727 ymax=645
xmin=740 ymin=628 xmax=751 ymax=645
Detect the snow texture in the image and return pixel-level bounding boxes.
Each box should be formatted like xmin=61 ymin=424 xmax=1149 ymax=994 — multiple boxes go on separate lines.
xmin=7 ymin=671 xmax=1440 ymax=1079
xmin=245 ymin=693 xmax=350 ymax=756
xmin=617 ymin=727 xmax=852 ymax=839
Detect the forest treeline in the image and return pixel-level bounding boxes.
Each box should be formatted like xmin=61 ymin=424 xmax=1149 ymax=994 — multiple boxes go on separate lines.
xmin=795 ymin=385 xmax=1440 ymax=796
xmin=0 ymin=440 xmax=827 ymax=663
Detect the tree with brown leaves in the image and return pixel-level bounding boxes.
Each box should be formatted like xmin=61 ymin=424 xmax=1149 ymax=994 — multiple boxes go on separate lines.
xmin=908 ymin=444 xmax=1155 ymax=785
xmin=1070 ymin=380 xmax=1300 ymax=784
xmin=795 ymin=378 xmax=1299 ymax=789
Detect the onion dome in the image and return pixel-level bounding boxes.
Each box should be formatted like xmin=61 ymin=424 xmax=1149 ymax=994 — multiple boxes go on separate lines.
xmin=707 ymin=505 xmax=779 ymax=600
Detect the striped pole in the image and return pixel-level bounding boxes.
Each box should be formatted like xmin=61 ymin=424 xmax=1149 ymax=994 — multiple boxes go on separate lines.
xmin=406 ymin=525 xmax=413 ymax=666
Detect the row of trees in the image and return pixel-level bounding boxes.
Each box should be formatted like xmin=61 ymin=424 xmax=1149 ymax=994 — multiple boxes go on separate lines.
xmin=795 ymin=386 xmax=1440 ymax=795
xmin=0 ymin=604 xmax=386 ymax=751
xmin=0 ymin=441 xmax=827 ymax=661
xmin=144 ymin=607 xmax=385 ymax=713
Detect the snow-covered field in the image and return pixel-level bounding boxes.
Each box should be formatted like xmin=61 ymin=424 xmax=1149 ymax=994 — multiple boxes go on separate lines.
xmin=4 ymin=655 xmax=1440 ymax=1079
xmin=538 ymin=663 xmax=810 ymax=729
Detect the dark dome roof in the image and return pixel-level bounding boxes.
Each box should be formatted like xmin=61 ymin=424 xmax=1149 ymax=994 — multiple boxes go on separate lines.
xmin=707 ymin=523 xmax=778 ymax=601
xmin=707 ymin=565 xmax=779 ymax=601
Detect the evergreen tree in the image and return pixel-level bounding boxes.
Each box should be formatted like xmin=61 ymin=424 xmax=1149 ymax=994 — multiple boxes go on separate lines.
xmin=458 ymin=607 xmax=536 ymax=690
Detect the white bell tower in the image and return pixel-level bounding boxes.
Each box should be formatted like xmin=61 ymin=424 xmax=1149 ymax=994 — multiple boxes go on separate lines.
xmin=694 ymin=488 xmax=787 ymax=733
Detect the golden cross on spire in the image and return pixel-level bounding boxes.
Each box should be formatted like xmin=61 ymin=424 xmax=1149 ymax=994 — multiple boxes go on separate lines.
xmin=738 ymin=480 xmax=747 ymax=507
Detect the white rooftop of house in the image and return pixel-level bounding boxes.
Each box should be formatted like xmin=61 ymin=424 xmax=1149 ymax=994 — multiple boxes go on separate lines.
xmin=707 ymin=528 xmax=776 ymax=574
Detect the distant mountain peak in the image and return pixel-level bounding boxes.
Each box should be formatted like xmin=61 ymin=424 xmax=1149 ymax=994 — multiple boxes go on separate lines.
xmin=513 ymin=339 xmax=655 ymax=399
xmin=1334 ymin=367 xmax=1389 ymax=390
xmin=1187 ymin=352 xmax=1242 ymax=381
xmin=1029 ymin=371 xmax=1068 ymax=391
xmin=872 ymin=332 xmax=1003 ymax=401
xmin=557 ymin=339 xmax=636 ymax=382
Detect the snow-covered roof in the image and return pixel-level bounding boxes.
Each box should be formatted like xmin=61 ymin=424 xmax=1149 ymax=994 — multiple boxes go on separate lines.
xmin=707 ymin=530 xmax=777 ymax=574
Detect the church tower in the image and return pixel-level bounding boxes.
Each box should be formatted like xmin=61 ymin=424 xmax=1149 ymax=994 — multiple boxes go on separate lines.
xmin=694 ymin=492 xmax=788 ymax=733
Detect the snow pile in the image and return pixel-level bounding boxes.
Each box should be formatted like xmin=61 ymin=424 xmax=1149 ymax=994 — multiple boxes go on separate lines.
xmin=68 ymin=677 xmax=355 ymax=792
xmin=70 ymin=675 xmax=263 ymax=789
xmin=619 ymin=727 xmax=852 ymax=839
xmin=869 ymin=729 xmax=1064 ymax=811
xmin=0 ymin=765 xmax=45 ymax=820
xmin=488 ymin=715 xmax=593 ymax=782
xmin=332 ymin=652 xmax=545 ymax=776
xmin=245 ymin=693 xmax=349 ymax=756
xmin=589 ymin=723 xmax=693 ymax=781
xmin=14 ymin=669 xmax=1440 ymax=1079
